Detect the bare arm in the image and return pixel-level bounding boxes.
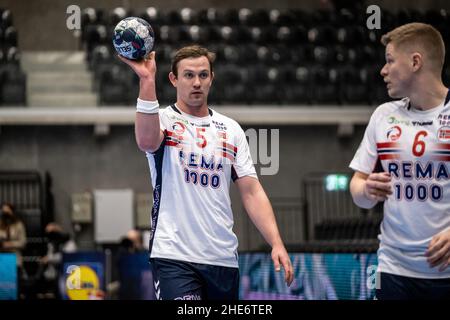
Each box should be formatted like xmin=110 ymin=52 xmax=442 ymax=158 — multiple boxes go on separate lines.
xmin=350 ymin=171 xmax=392 ymax=209
xmin=118 ymin=53 xmax=164 ymax=152
xmin=236 ymin=176 xmax=293 ymax=286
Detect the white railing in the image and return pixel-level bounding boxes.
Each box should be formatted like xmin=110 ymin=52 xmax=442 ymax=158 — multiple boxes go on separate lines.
xmin=0 ymin=106 xmax=375 ymax=125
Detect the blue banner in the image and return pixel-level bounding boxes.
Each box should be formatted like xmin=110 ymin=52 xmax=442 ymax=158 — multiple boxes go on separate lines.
xmin=239 ymin=253 xmax=378 ymax=300
xmin=0 ymin=253 xmax=17 ymax=300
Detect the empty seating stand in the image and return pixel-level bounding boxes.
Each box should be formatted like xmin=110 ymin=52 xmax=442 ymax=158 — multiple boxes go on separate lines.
xmin=0 ymin=8 xmax=27 ymax=106
xmin=296 ymin=171 xmax=383 ymax=253
xmin=81 ymin=7 xmax=450 ymax=106
xmin=314 ymin=216 xmax=382 ymax=241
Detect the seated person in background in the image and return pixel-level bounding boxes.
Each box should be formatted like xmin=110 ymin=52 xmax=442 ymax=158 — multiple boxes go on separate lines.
xmin=37 ymin=222 xmax=77 ymax=299
xmin=119 ymin=229 xmax=144 ymax=254
xmin=108 ymin=229 xmax=146 ymax=298
xmin=0 ymin=203 xmax=27 ymax=268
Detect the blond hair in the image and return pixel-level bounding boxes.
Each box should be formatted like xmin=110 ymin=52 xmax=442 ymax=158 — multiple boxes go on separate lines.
xmin=171 ymin=45 xmax=216 ymax=77
xmin=381 ymin=23 xmax=445 ymax=74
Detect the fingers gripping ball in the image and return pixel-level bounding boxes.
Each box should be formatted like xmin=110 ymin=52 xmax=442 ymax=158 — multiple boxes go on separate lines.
xmin=113 ymin=17 xmax=155 ymax=60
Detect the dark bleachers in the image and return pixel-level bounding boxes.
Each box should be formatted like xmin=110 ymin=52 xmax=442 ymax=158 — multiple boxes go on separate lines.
xmin=0 ymin=171 xmax=53 ymax=297
xmin=80 ymin=7 xmax=450 ymax=106
xmin=0 ymin=8 xmax=26 ymax=106
xmin=314 ymin=216 xmax=381 ymax=241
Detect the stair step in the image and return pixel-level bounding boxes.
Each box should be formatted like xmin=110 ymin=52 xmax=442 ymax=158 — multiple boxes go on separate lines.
xmin=28 ymin=71 xmax=93 ymax=83
xmin=22 ymin=63 xmax=88 ymax=72
xmin=28 ymin=73 xmax=93 ymax=93
xmin=21 ymin=51 xmax=99 ymax=107
xmin=22 ymin=51 xmax=86 ymax=65
xmin=28 ymin=84 xmax=93 ymax=94
xmin=29 ymin=92 xmax=98 ymax=107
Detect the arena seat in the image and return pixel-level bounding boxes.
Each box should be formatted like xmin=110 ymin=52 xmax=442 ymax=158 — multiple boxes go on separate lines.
xmin=89 ymin=44 xmax=111 ymax=71
xmin=98 ymin=64 xmax=129 ymax=105
xmin=0 ymin=61 xmax=26 ymax=105
xmin=166 ymin=9 xmax=183 ymax=25
xmin=84 ymin=24 xmax=108 ymax=60
xmin=280 ymin=65 xmax=311 ymax=104
xmin=197 ymin=8 xmax=219 ymax=25
xmin=140 ymin=7 xmax=162 ymax=26
xmin=340 ymin=66 xmax=370 ymax=104
xmin=3 ymin=26 xmax=17 ymax=47
xmin=110 ymin=7 xmax=134 ymax=26
xmin=216 ymin=64 xmax=248 ymax=104
xmin=81 ymin=7 xmax=99 ymax=26
xmin=186 ymin=25 xmax=209 ymax=44
xmin=222 ymin=9 xmax=239 ymax=26
xmin=179 ymin=7 xmax=198 ymax=25
xmin=237 ymin=8 xmax=252 ymax=26
xmin=274 ymin=10 xmax=297 ymax=26
xmin=310 ymin=65 xmax=340 ymax=104
xmin=1 ymin=9 xmax=13 ymax=29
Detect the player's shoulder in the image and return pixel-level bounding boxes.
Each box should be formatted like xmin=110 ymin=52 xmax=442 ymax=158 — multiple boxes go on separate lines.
xmin=372 ymin=98 xmax=409 ymax=119
xmin=210 ymin=108 xmax=243 ymax=132
xmin=158 ymin=105 xmax=187 ymax=122
xmin=159 ymin=105 xmax=174 ymax=115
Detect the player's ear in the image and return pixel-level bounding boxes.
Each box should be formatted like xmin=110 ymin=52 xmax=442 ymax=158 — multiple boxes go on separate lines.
xmin=169 ymin=72 xmax=177 ymax=87
xmin=411 ymin=52 xmax=423 ymax=72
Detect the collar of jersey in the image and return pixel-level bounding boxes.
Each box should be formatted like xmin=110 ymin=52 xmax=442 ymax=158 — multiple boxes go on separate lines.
xmin=171 ymin=104 xmax=213 ymax=124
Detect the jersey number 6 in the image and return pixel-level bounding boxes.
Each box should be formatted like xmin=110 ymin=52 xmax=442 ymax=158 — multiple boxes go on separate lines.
xmin=412 ymin=131 xmax=427 ymax=157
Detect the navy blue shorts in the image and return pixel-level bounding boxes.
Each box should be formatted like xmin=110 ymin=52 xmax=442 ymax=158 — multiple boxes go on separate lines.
xmin=150 ymin=258 xmax=239 ymax=300
xmin=376 ymin=272 xmax=450 ymax=300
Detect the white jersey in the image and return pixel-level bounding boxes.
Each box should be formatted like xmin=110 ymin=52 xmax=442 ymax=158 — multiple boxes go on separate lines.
xmin=145 ymin=104 xmax=257 ymax=268
xmin=350 ymin=94 xmax=450 ymax=278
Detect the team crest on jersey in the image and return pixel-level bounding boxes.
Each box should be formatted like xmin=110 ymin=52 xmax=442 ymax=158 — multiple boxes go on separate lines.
xmin=386 ymin=126 xmax=402 ymax=141
xmin=172 ymin=121 xmax=186 ymax=135
xmin=438 ymin=126 xmax=450 ymax=142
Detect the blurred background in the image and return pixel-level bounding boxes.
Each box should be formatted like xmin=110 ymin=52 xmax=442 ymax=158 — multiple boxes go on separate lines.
xmin=0 ymin=0 xmax=449 ymax=300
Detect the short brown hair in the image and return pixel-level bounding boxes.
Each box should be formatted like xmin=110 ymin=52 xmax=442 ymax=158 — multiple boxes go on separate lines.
xmin=171 ymin=45 xmax=216 ymax=77
xmin=381 ymin=23 xmax=445 ymax=73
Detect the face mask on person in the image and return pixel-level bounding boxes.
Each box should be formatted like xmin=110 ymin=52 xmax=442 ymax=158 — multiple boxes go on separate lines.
xmin=46 ymin=231 xmax=69 ymax=243
xmin=0 ymin=211 xmax=16 ymax=225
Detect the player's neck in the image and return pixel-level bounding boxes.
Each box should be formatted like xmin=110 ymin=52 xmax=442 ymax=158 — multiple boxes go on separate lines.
xmin=409 ymin=78 xmax=448 ymax=111
xmin=175 ymin=100 xmax=209 ymax=118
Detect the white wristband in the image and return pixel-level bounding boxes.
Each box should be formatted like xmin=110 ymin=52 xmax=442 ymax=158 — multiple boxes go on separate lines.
xmin=136 ymin=98 xmax=159 ymax=114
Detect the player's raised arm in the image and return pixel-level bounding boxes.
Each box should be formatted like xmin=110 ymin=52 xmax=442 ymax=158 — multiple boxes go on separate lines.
xmin=118 ymin=52 xmax=164 ymax=153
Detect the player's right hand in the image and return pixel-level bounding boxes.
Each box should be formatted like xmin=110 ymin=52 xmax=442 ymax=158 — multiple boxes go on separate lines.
xmin=117 ymin=51 xmax=157 ymax=80
xmin=363 ymin=172 xmax=392 ymax=202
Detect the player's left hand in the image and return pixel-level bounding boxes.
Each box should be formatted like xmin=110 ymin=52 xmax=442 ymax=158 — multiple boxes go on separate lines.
xmin=271 ymin=244 xmax=294 ymax=286
xmin=426 ymin=229 xmax=450 ymax=272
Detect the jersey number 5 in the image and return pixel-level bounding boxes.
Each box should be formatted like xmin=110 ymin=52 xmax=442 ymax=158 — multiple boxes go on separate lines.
xmin=412 ymin=131 xmax=427 ymax=157
xmin=196 ymin=128 xmax=207 ymax=148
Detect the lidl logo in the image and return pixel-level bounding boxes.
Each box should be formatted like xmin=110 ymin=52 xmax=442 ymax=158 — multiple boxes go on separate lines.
xmin=65 ymin=265 xmax=104 ymax=300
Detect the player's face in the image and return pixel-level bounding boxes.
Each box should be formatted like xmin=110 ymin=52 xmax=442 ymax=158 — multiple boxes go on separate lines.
xmin=380 ymin=43 xmax=413 ymax=99
xmin=170 ymin=56 xmax=213 ymax=108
